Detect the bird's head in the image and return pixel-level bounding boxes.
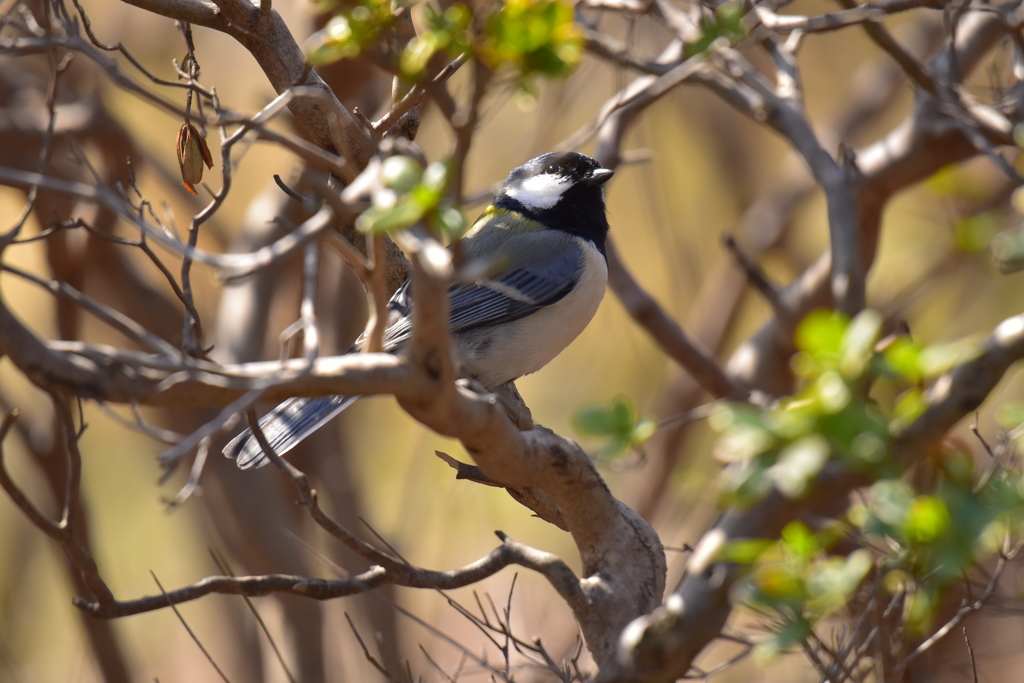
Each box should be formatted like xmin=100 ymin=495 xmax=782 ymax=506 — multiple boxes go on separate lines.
xmin=493 ymin=152 xmax=614 ymax=248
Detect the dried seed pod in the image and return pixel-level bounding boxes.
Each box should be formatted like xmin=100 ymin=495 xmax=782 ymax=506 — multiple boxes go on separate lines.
xmin=176 ymin=122 xmax=214 ymax=194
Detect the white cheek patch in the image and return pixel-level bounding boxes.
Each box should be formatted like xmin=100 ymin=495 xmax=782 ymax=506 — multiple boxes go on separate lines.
xmin=504 ymin=174 xmax=572 ymax=210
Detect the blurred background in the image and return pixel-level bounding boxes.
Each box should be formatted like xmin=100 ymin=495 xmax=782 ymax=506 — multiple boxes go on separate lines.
xmin=2 ymin=0 xmax=1024 ymax=681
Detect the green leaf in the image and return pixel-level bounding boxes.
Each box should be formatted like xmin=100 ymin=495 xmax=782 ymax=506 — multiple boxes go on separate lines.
xmin=428 ymin=204 xmax=468 ymax=240
xmin=813 ymin=371 xmax=851 ymax=414
xmin=421 ymin=161 xmax=450 ymax=194
xmin=755 ymin=618 xmax=812 ymax=660
xmin=918 ymin=338 xmax=979 ymax=378
xmin=573 ymin=396 xmax=654 ymax=459
xmin=481 ymin=0 xmax=582 ymax=81
xmin=355 ymin=202 xmax=424 ymax=233
xmin=781 ymin=521 xmax=819 ymax=561
xmin=839 ymin=309 xmax=882 ymax=379
xmin=903 ymin=496 xmax=951 ymax=543
xmin=805 ymin=549 xmax=872 ymax=616
xmin=905 ymin=585 xmax=937 ymax=633
xmin=630 ymin=418 xmax=657 ymax=446
xmin=380 ymin=155 xmax=422 ymax=192
xmin=953 ymin=212 xmax=1000 ymax=253
xmin=718 ymin=538 xmax=773 ymax=564
xmin=307 ymin=39 xmax=359 ymax=65
xmin=869 ymin=480 xmax=914 ymax=528
xmin=718 ymin=456 xmax=774 ymax=506
xmin=686 ymin=2 xmax=748 ymax=58
xmin=796 ymin=310 xmax=849 ymax=360
xmin=305 ymin=0 xmax=394 ymax=65
xmin=768 ymin=435 xmax=829 ymax=498
xmin=714 ymin=422 xmax=774 ymax=462
xmin=850 ymin=431 xmax=886 ymax=464
xmin=883 ymin=337 xmax=924 ymax=383
xmin=573 ymin=404 xmax=619 ymax=436
xmin=401 ymin=34 xmax=440 ymax=76
xmin=400 ymin=8 xmax=472 ymax=81
xmin=763 ymin=397 xmax=818 ymax=441
xmin=891 ymin=389 xmax=928 ymax=432
xmin=709 ymin=403 xmax=765 ymax=431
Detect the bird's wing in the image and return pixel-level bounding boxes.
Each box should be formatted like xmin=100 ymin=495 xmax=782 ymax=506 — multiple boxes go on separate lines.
xmin=380 ymin=235 xmax=584 ymax=352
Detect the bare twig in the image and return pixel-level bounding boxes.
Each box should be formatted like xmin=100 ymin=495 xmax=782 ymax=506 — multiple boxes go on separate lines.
xmin=373 ymin=54 xmax=468 ymax=137
xmin=963 ymin=627 xmax=978 ymax=683
xmin=0 ymin=262 xmax=180 ymax=358
xmin=346 ymin=613 xmax=400 ymax=682
xmin=151 ymin=571 xmax=233 ymax=683
xmin=888 ymin=548 xmax=1013 ymax=680
xmin=721 ymin=234 xmax=790 ymax=326
xmin=164 ymin=436 xmax=210 ymax=507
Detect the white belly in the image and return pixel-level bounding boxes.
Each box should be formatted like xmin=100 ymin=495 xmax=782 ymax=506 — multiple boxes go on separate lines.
xmin=456 ymin=238 xmax=607 ymax=388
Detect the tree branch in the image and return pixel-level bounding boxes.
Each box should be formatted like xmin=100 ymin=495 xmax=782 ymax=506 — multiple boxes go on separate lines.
xmin=120 ymin=0 xmax=374 ymax=166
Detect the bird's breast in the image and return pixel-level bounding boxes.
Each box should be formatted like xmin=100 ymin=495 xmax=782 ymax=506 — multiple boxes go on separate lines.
xmin=457 ymin=238 xmax=608 ymax=388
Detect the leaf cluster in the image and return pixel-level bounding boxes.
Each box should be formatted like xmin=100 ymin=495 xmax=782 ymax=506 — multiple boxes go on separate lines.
xmin=713 ymin=310 xmax=980 ymax=507
xmin=715 ymin=310 xmax=1024 ymax=652
xmin=308 ymin=0 xmax=583 ymax=89
xmin=573 ymin=395 xmax=656 ymax=460
xmin=685 ymin=3 xmax=747 ymax=58
xmin=723 ymin=521 xmax=872 ymax=659
xmin=357 ymin=155 xmax=467 ymax=238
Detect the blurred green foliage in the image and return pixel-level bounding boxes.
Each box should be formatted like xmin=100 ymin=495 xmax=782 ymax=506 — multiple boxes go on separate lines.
xmin=712 ymin=309 xmax=985 ymax=508
xmin=308 ymin=0 xmax=582 ymax=89
xmin=849 ymin=468 xmax=1024 ymax=632
xmin=573 ymin=395 xmax=655 ymax=460
xmin=478 ymin=0 xmax=581 ymax=81
xmin=715 ymin=309 xmax=1024 ymax=653
xmin=401 ymin=4 xmax=473 ymax=76
xmin=356 ymin=155 xmax=467 ymax=238
xmin=685 ymin=3 xmax=747 ymax=58
xmin=714 ymin=310 xmax=893 ymax=507
xmin=307 ymin=0 xmax=396 ymax=64
xmin=725 ymin=521 xmax=872 ymax=660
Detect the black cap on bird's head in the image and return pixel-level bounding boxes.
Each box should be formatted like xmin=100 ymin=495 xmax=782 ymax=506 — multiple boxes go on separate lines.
xmin=494 ymin=151 xmax=614 ymax=250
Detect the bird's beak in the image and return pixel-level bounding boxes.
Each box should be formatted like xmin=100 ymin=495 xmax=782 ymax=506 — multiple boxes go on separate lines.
xmin=583 ymin=168 xmax=614 ymax=186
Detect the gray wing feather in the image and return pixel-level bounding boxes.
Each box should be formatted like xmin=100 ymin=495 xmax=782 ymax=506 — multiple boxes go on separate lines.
xmin=223 ymin=395 xmax=358 ymax=469
xmin=381 ymin=243 xmax=581 ymax=351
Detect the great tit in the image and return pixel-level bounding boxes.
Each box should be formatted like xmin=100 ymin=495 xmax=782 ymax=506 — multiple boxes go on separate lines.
xmin=225 ymin=151 xmax=614 ymax=469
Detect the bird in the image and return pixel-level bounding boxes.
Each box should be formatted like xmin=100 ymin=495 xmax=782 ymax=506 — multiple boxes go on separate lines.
xmin=224 ymin=151 xmax=614 ymax=469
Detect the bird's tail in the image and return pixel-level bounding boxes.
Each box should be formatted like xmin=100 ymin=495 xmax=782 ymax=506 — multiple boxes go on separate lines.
xmin=223 ymin=395 xmax=360 ymax=469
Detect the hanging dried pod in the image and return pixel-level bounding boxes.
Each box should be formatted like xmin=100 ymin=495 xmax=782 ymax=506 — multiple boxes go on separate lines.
xmin=175 ymin=122 xmax=214 ymax=194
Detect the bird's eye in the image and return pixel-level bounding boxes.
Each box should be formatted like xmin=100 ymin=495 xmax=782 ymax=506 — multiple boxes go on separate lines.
xmin=544 ymin=164 xmax=559 ymax=174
